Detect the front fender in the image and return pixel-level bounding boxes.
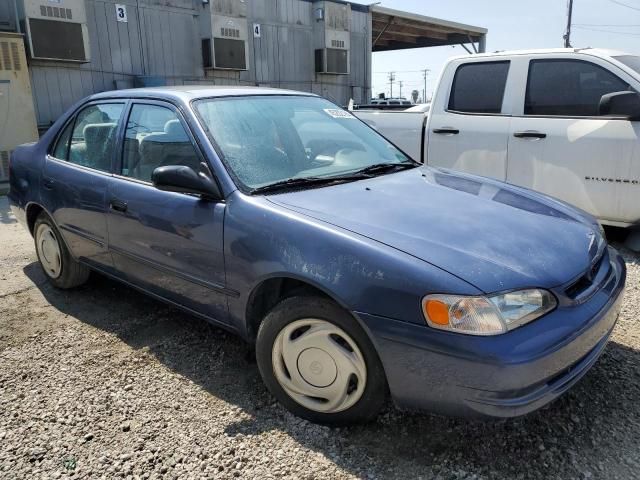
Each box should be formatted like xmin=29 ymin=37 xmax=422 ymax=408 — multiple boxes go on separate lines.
xmin=223 ymin=192 xmax=480 ymax=336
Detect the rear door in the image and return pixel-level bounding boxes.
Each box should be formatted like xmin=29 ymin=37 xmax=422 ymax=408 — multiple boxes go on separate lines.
xmin=507 ymin=54 xmax=640 ymax=224
xmin=41 ymin=101 xmax=126 ymax=269
xmin=106 ymin=100 xmax=229 ymax=322
xmin=426 ymin=59 xmax=513 ymax=180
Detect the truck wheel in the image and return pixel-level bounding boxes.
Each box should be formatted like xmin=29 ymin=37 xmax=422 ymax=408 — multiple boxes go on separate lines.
xmin=34 ymin=212 xmax=90 ymax=289
xmin=256 ymin=295 xmax=387 ymax=425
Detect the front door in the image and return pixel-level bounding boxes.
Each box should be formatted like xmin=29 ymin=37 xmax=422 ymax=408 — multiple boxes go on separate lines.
xmin=106 ymin=101 xmax=229 ymax=323
xmin=41 ymin=101 xmax=126 ymax=269
xmin=507 ymin=57 xmax=640 ymax=224
xmin=427 ymin=60 xmax=512 ymax=180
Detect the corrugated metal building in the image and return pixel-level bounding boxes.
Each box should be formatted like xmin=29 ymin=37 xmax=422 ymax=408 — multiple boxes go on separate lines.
xmin=0 ymin=0 xmax=486 ymax=130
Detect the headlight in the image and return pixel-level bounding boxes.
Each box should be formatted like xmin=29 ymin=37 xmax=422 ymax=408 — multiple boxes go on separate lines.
xmin=422 ymin=289 xmax=557 ymax=336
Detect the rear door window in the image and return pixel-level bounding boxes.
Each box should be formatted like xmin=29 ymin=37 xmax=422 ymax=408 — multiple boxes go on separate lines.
xmin=55 ymin=103 xmax=125 ymax=172
xmin=525 ymin=59 xmax=630 ymax=116
xmin=52 ymin=121 xmax=73 ymax=160
xmin=448 ymin=61 xmax=510 ymax=114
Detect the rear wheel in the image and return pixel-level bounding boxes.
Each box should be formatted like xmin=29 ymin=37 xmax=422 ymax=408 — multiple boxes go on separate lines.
xmin=34 ymin=213 xmax=90 ymax=289
xmin=256 ymin=295 xmax=387 ymax=425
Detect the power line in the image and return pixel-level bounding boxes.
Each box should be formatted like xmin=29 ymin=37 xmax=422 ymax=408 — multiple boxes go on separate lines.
xmin=574 ymin=23 xmax=640 ymax=26
xmin=607 ymin=0 xmax=640 ymax=12
xmin=373 ymin=70 xmax=430 ymax=74
xmin=573 ymin=25 xmax=640 ymax=36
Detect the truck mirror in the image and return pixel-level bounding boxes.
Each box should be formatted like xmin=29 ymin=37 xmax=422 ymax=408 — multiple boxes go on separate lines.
xmin=599 ymin=91 xmax=640 ymax=120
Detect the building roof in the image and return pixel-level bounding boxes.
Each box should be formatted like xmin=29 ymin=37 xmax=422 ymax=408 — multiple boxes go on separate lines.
xmin=371 ymin=5 xmax=487 ymax=52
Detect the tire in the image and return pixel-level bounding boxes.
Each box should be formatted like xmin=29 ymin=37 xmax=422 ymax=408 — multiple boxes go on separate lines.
xmin=34 ymin=212 xmax=90 ymax=289
xmin=256 ymin=295 xmax=387 ymax=425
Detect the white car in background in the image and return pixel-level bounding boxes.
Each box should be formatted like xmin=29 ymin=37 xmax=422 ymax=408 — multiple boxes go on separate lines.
xmin=356 ymin=48 xmax=640 ymax=230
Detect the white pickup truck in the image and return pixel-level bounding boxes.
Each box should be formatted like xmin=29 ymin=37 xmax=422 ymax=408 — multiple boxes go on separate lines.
xmin=356 ymin=48 xmax=640 ymax=228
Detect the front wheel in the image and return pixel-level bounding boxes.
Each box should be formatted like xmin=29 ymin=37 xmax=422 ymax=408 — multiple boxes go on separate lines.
xmin=256 ymin=295 xmax=387 ymax=425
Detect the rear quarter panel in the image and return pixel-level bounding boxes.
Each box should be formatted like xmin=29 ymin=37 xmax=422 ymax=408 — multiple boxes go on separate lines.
xmin=8 ymin=142 xmax=43 ymax=230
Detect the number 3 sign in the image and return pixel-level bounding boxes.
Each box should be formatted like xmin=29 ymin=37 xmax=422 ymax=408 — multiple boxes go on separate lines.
xmin=115 ymin=4 xmax=128 ymax=23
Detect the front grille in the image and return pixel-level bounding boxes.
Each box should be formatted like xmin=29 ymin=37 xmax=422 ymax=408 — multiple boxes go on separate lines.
xmin=565 ymin=252 xmax=606 ymax=299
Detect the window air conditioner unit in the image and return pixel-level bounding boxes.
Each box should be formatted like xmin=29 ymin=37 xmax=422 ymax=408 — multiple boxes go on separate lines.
xmin=205 ymin=15 xmax=248 ymax=70
xmin=312 ymin=1 xmax=350 ymax=75
xmin=23 ymin=0 xmax=91 ymax=62
xmin=315 ymin=48 xmax=349 ymax=75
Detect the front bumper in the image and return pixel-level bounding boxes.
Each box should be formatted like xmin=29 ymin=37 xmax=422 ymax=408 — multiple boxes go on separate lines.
xmin=358 ymin=249 xmax=626 ymax=418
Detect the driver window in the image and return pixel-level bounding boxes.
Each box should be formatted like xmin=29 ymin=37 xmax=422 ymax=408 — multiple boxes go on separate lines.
xmin=525 ymin=59 xmax=631 ymax=116
xmin=122 ymin=104 xmax=202 ymax=183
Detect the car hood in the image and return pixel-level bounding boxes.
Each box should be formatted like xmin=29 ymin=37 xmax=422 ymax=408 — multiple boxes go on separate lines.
xmin=267 ymin=167 xmax=604 ymax=293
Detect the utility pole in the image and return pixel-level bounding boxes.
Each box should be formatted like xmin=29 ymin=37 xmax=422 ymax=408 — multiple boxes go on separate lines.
xmin=399 ymin=81 xmax=403 ymax=99
xmin=563 ymin=0 xmax=574 ymax=48
xmin=422 ymin=69 xmax=430 ymax=103
xmin=388 ymin=71 xmax=395 ymax=98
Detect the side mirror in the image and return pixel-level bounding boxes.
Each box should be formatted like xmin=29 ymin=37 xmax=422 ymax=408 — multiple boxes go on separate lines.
xmin=599 ymin=91 xmax=640 ymax=120
xmin=152 ymin=165 xmax=222 ymax=200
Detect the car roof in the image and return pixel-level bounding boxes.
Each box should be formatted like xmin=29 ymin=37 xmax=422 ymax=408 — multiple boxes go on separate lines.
xmin=450 ymin=47 xmax=632 ymax=61
xmin=88 ymin=86 xmax=317 ymax=103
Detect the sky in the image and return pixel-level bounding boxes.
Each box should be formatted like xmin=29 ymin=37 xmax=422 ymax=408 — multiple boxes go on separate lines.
xmin=349 ymin=0 xmax=640 ymax=101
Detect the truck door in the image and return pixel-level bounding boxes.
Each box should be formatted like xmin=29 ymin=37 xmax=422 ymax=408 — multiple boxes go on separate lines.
xmin=426 ymin=60 xmax=513 ymax=180
xmin=507 ymin=56 xmax=640 ymax=225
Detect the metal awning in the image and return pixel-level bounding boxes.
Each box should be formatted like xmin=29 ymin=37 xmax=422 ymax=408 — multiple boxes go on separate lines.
xmin=371 ymin=6 xmax=487 ymax=53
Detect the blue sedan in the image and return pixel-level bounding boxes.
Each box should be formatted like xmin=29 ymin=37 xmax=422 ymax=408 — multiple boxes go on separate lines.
xmin=8 ymin=87 xmax=625 ymax=424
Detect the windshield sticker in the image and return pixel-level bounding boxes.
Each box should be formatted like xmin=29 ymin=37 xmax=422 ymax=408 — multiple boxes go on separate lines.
xmin=323 ymin=108 xmax=355 ymax=119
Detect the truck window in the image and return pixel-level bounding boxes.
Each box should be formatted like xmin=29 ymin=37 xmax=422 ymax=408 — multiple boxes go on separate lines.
xmin=614 ymin=55 xmax=640 ymax=75
xmin=525 ymin=59 xmax=630 ymax=117
xmin=448 ymin=61 xmax=510 ymax=114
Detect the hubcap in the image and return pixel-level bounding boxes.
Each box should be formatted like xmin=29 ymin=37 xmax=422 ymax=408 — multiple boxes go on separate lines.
xmin=272 ymin=319 xmax=367 ymax=413
xmin=36 ymin=224 xmax=62 ymax=279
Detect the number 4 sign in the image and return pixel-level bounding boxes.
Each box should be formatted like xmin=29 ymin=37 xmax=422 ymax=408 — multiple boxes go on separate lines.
xmin=253 ymin=23 xmax=261 ymax=38
xmin=115 ymin=4 xmax=128 ymax=23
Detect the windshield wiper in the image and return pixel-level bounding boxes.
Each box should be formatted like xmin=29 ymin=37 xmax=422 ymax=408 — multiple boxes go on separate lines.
xmin=352 ymin=162 xmax=417 ymax=176
xmin=251 ymin=174 xmax=369 ymax=194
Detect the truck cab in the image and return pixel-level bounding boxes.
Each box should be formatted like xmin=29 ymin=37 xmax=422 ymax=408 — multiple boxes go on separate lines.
xmin=426 ymin=48 xmax=640 ymax=227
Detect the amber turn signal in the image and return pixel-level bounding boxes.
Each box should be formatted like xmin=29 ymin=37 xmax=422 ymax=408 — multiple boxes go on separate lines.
xmin=424 ymin=299 xmax=450 ymax=326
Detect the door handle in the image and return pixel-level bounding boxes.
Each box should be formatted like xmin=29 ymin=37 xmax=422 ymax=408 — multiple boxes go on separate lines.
xmin=513 ymin=131 xmax=547 ymax=139
xmin=110 ymin=199 xmax=128 ymax=213
xmin=433 ymin=127 xmax=459 ymax=135
xmin=43 ymin=177 xmax=55 ymax=190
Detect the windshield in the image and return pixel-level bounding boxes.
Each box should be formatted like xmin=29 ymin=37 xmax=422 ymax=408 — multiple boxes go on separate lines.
xmin=194 ymin=95 xmax=413 ymax=191
xmin=614 ymin=55 xmax=640 ymax=75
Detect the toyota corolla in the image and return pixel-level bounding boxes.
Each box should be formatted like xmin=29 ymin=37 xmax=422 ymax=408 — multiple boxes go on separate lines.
xmin=8 ymin=87 xmax=625 ymax=424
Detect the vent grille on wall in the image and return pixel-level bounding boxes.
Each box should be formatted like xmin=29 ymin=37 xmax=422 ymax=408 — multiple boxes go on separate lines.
xmin=0 ymin=41 xmax=22 ymax=71
xmin=0 ymin=151 xmax=10 ymax=183
xmin=220 ymin=27 xmax=240 ymax=38
xmin=40 ymin=5 xmax=72 ymax=20
xmin=11 ymin=43 xmax=20 ymax=70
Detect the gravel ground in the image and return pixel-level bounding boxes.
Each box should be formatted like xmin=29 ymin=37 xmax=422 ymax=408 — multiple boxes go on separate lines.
xmin=1 ymin=196 xmax=639 ymax=480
